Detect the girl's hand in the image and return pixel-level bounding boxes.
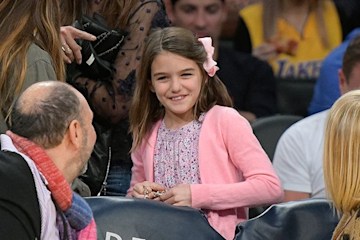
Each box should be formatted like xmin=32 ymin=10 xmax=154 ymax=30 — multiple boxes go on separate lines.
xmin=132 ymin=181 xmax=166 ymax=199
xmin=159 ymin=184 xmax=192 ymax=207
xmin=252 ymin=43 xmax=278 ymax=61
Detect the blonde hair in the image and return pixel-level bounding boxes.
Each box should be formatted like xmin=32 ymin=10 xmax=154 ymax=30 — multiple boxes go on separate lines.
xmin=262 ymin=0 xmax=329 ymax=48
xmin=129 ymin=27 xmax=233 ymax=151
xmin=0 ymin=0 xmax=65 ymax=118
xmin=324 ymin=90 xmax=360 ymax=214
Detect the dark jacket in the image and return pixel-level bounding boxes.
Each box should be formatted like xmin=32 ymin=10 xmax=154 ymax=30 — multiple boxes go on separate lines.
xmin=0 ymin=149 xmax=41 ymax=239
xmin=217 ymin=46 xmax=277 ymax=118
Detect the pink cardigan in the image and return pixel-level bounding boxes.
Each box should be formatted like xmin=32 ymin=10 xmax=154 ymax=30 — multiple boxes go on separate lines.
xmin=128 ymin=105 xmax=283 ymax=239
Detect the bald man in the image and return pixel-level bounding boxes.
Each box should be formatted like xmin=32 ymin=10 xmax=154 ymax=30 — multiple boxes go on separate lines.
xmin=0 ymin=81 xmax=97 ymax=239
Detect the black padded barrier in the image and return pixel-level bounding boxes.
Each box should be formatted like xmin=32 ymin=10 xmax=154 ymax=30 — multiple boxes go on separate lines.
xmin=85 ymin=196 xmax=224 ymax=240
xmin=234 ymin=198 xmax=339 ymax=240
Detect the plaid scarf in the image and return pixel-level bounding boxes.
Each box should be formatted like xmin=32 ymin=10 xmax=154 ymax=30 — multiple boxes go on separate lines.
xmin=7 ymin=131 xmax=97 ymax=240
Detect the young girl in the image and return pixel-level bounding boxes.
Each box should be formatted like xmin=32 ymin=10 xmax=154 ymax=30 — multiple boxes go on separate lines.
xmin=128 ymin=27 xmax=283 ymax=240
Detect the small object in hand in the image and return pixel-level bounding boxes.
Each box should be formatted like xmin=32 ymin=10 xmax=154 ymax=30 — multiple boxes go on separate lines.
xmin=154 ymin=191 xmax=166 ymax=198
xmin=268 ymin=36 xmax=298 ymax=56
xmin=143 ymin=185 xmax=149 ymax=195
xmin=62 ymin=43 xmax=72 ymax=53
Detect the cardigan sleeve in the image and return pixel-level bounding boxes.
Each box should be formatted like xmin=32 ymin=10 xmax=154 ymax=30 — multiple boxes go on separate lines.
xmin=127 ymin=147 xmax=146 ymax=195
xmin=191 ymin=107 xmax=283 ymax=210
xmin=127 ymin=120 xmax=161 ymax=195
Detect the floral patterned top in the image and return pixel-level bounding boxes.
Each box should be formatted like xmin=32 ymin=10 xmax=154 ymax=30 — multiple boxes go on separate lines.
xmin=154 ymin=114 xmax=205 ymax=188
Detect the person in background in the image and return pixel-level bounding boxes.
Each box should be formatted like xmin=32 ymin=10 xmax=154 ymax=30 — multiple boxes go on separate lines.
xmin=166 ymin=0 xmax=277 ymax=121
xmin=273 ymin=36 xmax=360 ymax=202
xmin=308 ymin=28 xmax=360 ymax=115
xmin=0 ymin=0 xmax=65 ymax=133
xmin=0 ymin=81 xmax=97 ymax=239
xmin=234 ymin=0 xmax=347 ymax=80
xmin=127 ymin=27 xmax=283 ymax=240
xmin=60 ymin=0 xmax=169 ymax=196
xmin=323 ymin=89 xmax=360 ymax=240
xmin=0 ymin=0 xmax=96 ymax=196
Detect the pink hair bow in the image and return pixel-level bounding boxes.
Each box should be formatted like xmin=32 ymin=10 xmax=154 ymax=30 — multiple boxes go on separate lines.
xmin=198 ymin=37 xmax=219 ymax=77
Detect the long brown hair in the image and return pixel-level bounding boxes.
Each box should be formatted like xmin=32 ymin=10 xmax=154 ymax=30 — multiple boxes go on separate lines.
xmin=0 ymin=0 xmax=65 ymax=117
xmin=130 ymin=27 xmax=233 ymax=151
xmin=60 ymin=0 xmax=138 ymax=29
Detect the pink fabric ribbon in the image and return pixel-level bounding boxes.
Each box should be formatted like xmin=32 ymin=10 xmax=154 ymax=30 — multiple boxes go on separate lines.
xmin=198 ymin=37 xmax=219 ymax=77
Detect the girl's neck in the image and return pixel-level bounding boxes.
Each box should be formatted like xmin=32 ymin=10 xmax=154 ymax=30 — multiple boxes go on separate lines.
xmin=163 ymin=113 xmax=195 ymax=130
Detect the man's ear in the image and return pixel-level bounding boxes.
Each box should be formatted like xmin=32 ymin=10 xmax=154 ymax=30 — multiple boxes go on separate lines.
xmin=67 ymin=120 xmax=82 ymax=149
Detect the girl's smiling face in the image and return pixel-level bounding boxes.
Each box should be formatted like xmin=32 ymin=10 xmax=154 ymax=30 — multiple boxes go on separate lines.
xmin=150 ymin=51 xmax=204 ymax=127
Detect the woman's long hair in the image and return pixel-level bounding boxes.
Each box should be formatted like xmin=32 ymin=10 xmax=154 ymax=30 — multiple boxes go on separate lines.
xmin=0 ymin=0 xmax=65 ymax=117
xmin=130 ymin=27 xmax=233 ymax=151
xmin=324 ymin=90 xmax=360 ymax=214
xmin=60 ymin=0 xmax=138 ymax=29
